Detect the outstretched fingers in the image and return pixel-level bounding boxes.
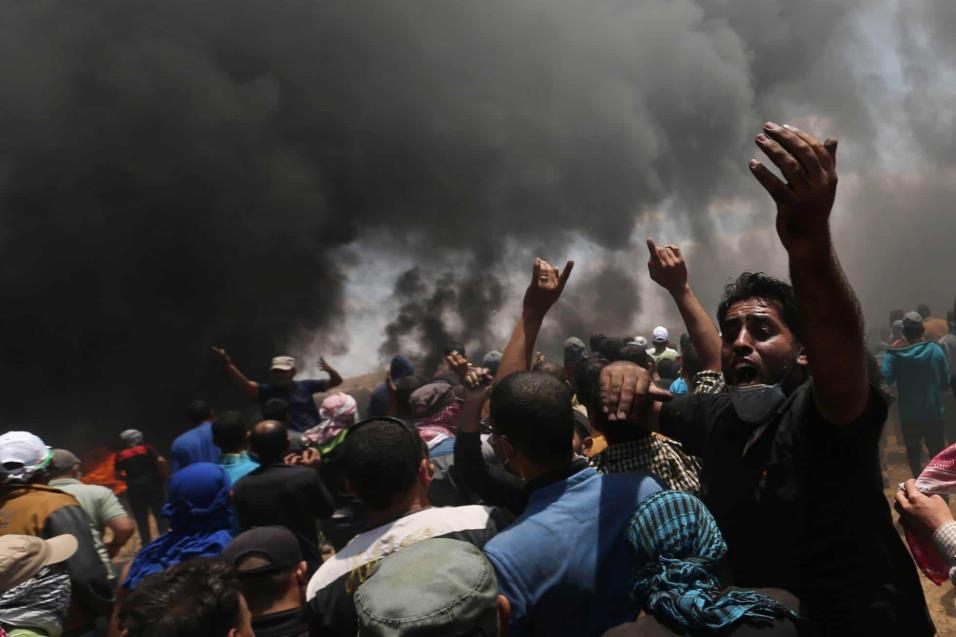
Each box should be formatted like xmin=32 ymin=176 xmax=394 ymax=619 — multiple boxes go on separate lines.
xmin=558 ymin=260 xmax=574 ymax=291
xmin=749 ymin=159 xmax=794 ymax=204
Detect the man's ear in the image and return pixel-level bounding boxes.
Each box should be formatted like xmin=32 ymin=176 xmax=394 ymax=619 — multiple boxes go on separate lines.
xmin=497 ymin=594 xmax=511 ymax=636
xmin=419 ymin=458 xmax=434 ymax=484
xmin=581 ymin=436 xmax=594 ymax=457
xmin=295 ymin=560 xmax=308 ymax=583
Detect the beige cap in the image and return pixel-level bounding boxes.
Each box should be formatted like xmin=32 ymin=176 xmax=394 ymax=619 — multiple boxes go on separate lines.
xmin=0 ymin=534 xmax=77 ymax=591
xmin=270 ymin=356 xmax=296 ymax=371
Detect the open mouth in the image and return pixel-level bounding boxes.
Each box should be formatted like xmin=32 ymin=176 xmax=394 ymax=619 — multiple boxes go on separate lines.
xmin=734 ymin=362 xmax=760 ymax=385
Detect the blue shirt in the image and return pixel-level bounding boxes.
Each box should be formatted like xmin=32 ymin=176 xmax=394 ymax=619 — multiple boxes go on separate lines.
xmin=170 ymin=422 xmax=220 ymax=473
xmin=219 ymin=452 xmax=260 ymax=485
xmin=483 ymin=466 xmax=664 ymax=637
xmin=668 ymin=377 xmax=688 ymax=395
xmin=259 ymin=379 xmax=329 ymax=432
xmin=882 ymin=340 xmax=950 ymax=423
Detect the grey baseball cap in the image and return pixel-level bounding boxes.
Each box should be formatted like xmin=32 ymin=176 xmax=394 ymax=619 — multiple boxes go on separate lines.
xmin=355 ymin=538 xmax=499 ymax=636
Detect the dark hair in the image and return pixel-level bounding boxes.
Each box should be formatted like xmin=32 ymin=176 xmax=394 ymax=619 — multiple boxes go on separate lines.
xmin=118 ymin=559 xmax=245 ymax=637
xmin=717 ymin=273 xmax=803 ymax=343
xmin=917 ymin=304 xmax=931 ymax=319
xmin=212 ymin=412 xmax=248 ymax=453
xmin=235 ymin=555 xmax=297 ymax=617
xmin=186 ymin=400 xmax=213 ymax=425
xmin=597 ymin=337 xmax=627 ymax=360
xmin=889 ymin=309 xmax=904 ymax=327
xmin=533 ymin=360 xmax=566 ymax=384
xmin=489 ymin=371 xmax=572 ymax=466
xmin=261 ymin=398 xmax=289 ymax=422
xmin=903 ymin=323 xmax=925 ymax=341
xmin=250 ymin=420 xmax=288 ymax=463
xmin=575 ymin=356 xmax=647 ymax=444
xmin=341 ymin=419 xmax=423 ymax=510
xmin=615 ymin=344 xmax=651 ymax=368
xmin=589 ymin=334 xmax=608 ymax=354
xmin=680 ymin=342 xmax=703 ymax=378
xmin=656 ymin=358 xmax=680 ymax=381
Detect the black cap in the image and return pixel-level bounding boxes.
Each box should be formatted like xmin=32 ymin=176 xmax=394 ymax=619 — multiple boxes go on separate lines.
xmin=220 ymin=526 xmax=303 ymax=576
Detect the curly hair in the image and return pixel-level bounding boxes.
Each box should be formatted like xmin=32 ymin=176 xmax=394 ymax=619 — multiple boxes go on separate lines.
xmin=118 ymin=559 xmax=245 ymax=637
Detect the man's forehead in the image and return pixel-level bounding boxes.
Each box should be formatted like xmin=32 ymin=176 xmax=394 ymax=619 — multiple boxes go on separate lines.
xmin=721 ymin=297 xmax=783 ymax=321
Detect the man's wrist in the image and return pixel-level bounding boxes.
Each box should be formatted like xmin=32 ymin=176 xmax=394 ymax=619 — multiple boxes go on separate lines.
xmin=784 ymin=229 xmax=834 ymax=263
xmin=667 ymin=283 xmax=692 ymax=300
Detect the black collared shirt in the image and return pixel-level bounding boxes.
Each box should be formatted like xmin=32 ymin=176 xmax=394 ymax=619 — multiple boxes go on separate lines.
xmin=661 ymin=381 xmax=933 ymax=636
xmin=252 ymin=607 xmax=310 ymax=637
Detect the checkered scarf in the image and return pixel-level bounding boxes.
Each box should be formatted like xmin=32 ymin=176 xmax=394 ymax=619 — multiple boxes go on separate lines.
xmin=627 ymin=491 xmax=795 ymax=631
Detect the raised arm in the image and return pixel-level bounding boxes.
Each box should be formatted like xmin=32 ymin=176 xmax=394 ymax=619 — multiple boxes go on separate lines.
xmin=211 ymin=347 xmax=260 ymax=399
xmin=318 ymin=356 xmax=344 ymax=389
xmin=750 ymin=122 xmax=866 ymax=425
xmin=646 ymin=239 xmax=721 ymax=371
xmin=496 ymin=258 xmax=573 ymax=381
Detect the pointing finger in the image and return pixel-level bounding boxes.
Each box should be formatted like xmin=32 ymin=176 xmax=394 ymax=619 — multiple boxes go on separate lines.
xmin=558 ymin=260 xmax=574 ymax=291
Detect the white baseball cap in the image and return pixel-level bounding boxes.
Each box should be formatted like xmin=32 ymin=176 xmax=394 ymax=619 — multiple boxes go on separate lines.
xmin=270 ymin=356 xmax=296 ymax=371
xmin=0 ymin=432 xmax=52 ymax=482
xmin=652 ymin=326 xmax=669 ymax=343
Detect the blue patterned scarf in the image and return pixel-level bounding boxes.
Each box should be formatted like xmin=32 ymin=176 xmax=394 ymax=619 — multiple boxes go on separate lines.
xmin=628 ymin=490 xmax=795 ymax=631
xmin=124 ymin=463 xmax=233 ymax=589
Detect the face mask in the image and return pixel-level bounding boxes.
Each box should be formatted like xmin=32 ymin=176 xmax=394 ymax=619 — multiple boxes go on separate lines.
xmin=729 ymin=384 xmax=786 ymax=425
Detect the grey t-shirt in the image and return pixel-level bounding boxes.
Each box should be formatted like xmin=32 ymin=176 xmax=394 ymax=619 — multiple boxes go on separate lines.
xmin=49 ymin=478 xmax=127 ymax=579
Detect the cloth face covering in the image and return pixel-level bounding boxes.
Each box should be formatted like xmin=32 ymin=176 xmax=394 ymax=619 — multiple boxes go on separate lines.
xmin=123 ymin=462 xmax=233 ymax=589
xmin=627 ymin=490 xmax=795 ymax=631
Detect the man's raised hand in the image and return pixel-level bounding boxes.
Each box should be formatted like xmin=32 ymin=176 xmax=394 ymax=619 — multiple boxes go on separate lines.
xmin=599 ymin=361 xmax=672 ymax=422
xmin=522 ymin=258 xmax=574 ymax=318
xmin=749 ymin=122 xmax=838 ymax=256
xmin=211 ymin=346 xmax=231 ymax=364
xmin=646 ymin=239 xmax=688 ymax=295
xmin=446 ymin=352 xmax=471 ymax=381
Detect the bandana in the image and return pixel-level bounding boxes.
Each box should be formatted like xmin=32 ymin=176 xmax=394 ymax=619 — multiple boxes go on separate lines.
xmin=628 ymin=491 xmax=796 ymax=631
xmin=906 ymin=444 xmax=956 ymax=584
xmin=0 ymin=567 xmax=71 ymax=637
xmin=124 ymin=463 xmax=233 ymax=589
xmin=302 ymin=393 xmax=359 ymax=448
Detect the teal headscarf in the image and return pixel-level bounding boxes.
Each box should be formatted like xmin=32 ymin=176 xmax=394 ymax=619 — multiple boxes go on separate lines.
xmin=627 ymin=490 xmax=796 ymax=631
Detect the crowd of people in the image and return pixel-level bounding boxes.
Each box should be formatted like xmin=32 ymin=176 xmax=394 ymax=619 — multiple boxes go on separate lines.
xmin=0 ymin=123 xmax=954 ymax=637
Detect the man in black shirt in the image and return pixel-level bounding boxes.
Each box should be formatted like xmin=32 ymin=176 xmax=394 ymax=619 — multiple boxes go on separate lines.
xmin=221 ymin=526 xmax=311 ymax=637
xmin=232 ymin=420 xmax=334 ymax=570
xmin=600 ymin=123 xmax=933 ymax=635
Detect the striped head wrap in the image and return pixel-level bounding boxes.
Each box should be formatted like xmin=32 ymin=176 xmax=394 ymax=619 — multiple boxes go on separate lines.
xmin=627 ymin=490 xmax=795 ymax=631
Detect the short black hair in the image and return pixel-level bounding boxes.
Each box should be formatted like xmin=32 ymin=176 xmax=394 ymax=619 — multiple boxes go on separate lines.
xmin=656 ymin=358 xmax=680 ymax=381
xmin=250 ymin=420 xmax=288 ymax=463
xmin=574 ymin=356 xmax=646 ymax=443
xmin=235 ymin=555 xmax=297 ymax=617
xmin=118 ymin=559 xmax=245 ymax=637
xmin=186 ymin=400 xmax=213 ymax=425
xmin=261 ymin=398 xmax=289 ymax=422
xmin=717 ymin=273 xmax=803 ymax=343
xmin=903 ymin=322 xmax=925 ymax=341
xmin=533 ymin=360 xmax=566 ymax=384
xmin=489 ymin=371 xmax=572 ymax=466
xmin=212 ymin=412 xmax=248 ymax=453
xmin=341 ymin=419 xmax=423 ymax=510
xmin=615 ymin=344 xmax=651 ymax=368
xmin=917 ymin=304 xmax=931 ymax=319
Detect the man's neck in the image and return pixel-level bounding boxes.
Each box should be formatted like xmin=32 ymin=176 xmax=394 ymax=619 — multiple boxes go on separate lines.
xmin=365 ymin=494 xmax=430 ymax=530
xmin=257 ymin=590 xmax=303 ymax=619
xmin=520 ymin=454 xmax=578 ymax=484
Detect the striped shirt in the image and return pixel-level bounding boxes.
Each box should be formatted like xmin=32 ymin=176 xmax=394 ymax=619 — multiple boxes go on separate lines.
xmin=591 ymin=434 xmax=702 ymax=495
xmin=306 ymin=505 xmax=504 ymax=636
